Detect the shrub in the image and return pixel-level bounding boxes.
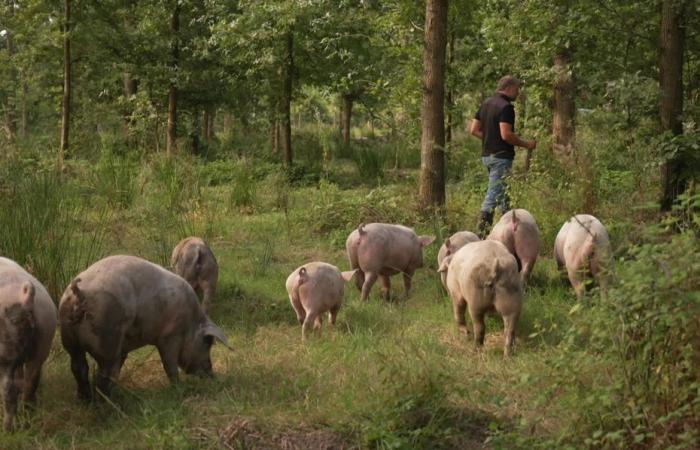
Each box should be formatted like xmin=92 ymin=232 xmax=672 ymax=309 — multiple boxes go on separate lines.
xmin=351 ymin=145 xmax=386 ymax=183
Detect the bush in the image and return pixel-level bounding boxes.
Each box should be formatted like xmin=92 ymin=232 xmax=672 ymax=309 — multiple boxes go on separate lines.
xmin=351 ymin=145 xmax=387 ymax=183
xmin=498 ymin=195 xmax=700 ymax=450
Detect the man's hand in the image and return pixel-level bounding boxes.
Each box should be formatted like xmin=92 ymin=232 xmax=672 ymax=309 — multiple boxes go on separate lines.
xmin=525 ymin=140 xmax=537 ymax=151
xmin=469 ymin=119 xmax=483 ymax=140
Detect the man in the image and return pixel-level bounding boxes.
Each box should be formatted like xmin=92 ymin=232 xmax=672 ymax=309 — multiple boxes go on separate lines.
xmin=470 ymin=75 xmax=537 ymax=237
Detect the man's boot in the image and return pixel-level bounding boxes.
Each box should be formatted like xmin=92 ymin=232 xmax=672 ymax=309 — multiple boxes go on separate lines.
xmin=477 ymin=210 xmax=494 ymax=238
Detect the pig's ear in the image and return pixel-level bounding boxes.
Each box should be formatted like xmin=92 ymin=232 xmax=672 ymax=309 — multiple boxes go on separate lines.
xmin=341 ymin=270 xmax=357 ymax=282
xmin=203 ymin=320 xmax=233 ymax=351
xmin=20 ymin=281 xmax=35 ymax=310
xmin=419 ymin=235 xmax=436 ymax=247
xmin=437 ymin=258 xmax=450 ymax=273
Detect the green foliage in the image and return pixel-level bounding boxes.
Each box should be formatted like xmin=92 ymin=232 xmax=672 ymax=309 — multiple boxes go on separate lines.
xmin=228 ymin=159 xmax=258 ymax=212
xmin=93 ymin=136 xmax=140 ymax=210
xmin=351 ymin=144 xmax=387 ymax=183
xmin=0 ymin=163 xmax=106 ymax=301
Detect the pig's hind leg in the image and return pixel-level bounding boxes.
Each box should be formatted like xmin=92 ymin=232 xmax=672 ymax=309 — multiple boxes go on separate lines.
xmin=360 ymin=272 xmax=378 ymax=302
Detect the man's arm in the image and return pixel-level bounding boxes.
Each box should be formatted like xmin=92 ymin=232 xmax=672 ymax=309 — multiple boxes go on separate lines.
xmin=470 ymin=119 xmax=483 ymax=140
xmin=499 ymin=122 xmax=536 ymax=150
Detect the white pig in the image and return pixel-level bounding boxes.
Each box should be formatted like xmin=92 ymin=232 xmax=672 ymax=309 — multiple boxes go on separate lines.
xmin=438 ymin=240 xmax=523 ymax=356
xmin=346 ymin=223 xmax=435 ymax=302
xmin=58 ymin=255 xmax=230 ymax=400
xmin=437 ymin=231 xmax=480 ymax=288
xmin=0 ymin=257 xmax=57 ymax=431
xmin=171 ymin=237 xmax=218 ymax=313
xmin=554 ymin=214 xmax=611 ymax=299
xmin=487 ymin=209 xmax=540 ymax=282
xmin=285 ymin=262 xmax=356 ymax=339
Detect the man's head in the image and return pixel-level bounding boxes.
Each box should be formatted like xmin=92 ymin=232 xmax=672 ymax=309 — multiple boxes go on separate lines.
xmin=497 ymin=75 xmax=521 ymax=100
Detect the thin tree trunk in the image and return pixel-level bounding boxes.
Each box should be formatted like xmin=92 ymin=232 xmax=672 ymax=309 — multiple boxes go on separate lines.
xmin=122 ymin=73 xmax=137 ymax=140
xmin=204 ymin=108 xmax=215 ymax=142
xmin=280 ymin=31 xmax=293 ymax=166
xmin=445 ymin=29 xmax=455 ymax=147
xmin=342 ymin=93 xmax=354 ymax=146
xmin=4 ymin=0 xmax=17 ymax=142
xmin=20 ymin=78 xmax=28 ymax=138
xmin=418 ymin=0 xmax=448 ymax=210
xmin=659 ymin=0 xmax=686 ymax=211
xmin=552 ymin=50 xmax=576 ymax=159
xmin=59 ymin=0 xmax=71 ymax=166
xmin=166 ymin=2 xmax=180 ymax=156
xmin=122 ymin=1 xmax=137 ymax=142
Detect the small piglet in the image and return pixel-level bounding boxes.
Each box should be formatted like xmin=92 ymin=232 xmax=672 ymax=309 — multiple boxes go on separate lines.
xmin=487 ymin=209 xmax=540 ymax=282
xmin=171 ymin=237 xmax=218 ymax=313
xmin=554 ymin=214 xmax=612 ymax=299
xmin=438 ymin=240 xmax=523 ymax=356
xmin=346 ymin=223 xmax=435 ymax=301
xmin=285 ymin=262 xmax=356 ymax=339
xmin=0 ymin=257 xmax=57 ymax=432
xmin=437 ymin=231 xmax=480 ymax=288
xmin=59 ymin=255 xmax=230 ymax=400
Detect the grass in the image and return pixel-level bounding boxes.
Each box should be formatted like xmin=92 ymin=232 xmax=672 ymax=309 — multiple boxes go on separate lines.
xmin=0 ymin=124 xmax=676 ymax=449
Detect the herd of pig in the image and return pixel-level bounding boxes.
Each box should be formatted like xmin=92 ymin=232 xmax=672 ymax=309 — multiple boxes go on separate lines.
xmin=0 ymin=212 xmax=610 ymax=432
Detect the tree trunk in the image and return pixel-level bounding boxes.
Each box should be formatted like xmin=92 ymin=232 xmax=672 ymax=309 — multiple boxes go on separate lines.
xmin=204 ymin=108 xmax=215 ymax=142
xmin=4 ymin=0 xmax=17 ymax=142
xmin=445 ymin=29 xmax=455 ymax=148
xmin=122 ymin=73 xmax=137 ymax=140
xmin=279 ymin=31 xmax=293 ymax=166
xmin=166 ymin=2 xmax=180 ymax=156
xmin=20 ymin=78 xmax=28 ymax=138
xmin=659 ymin=0 xmax=686 ymax=211
xmin=552 ymin=50 xmax=576 ymax=159
xmin=418 ymin=0 xmax=448 ymax=210
xmin=59 ymin=0 xmax=71 ymax=166
xmin=342 ymin=93 xmax=354 ymax=146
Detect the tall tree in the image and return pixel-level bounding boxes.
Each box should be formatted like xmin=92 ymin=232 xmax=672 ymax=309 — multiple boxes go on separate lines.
xmin=166 ymin=1 xmax=180 ymax=156
xmin=418 ymin=0 xmax=448 ymax=209
xmin=59 ymin=0 xmax=71 ymax=166
xmin=659 ymin=0 xmax=687 ymax=211
xmin=280 ymin=30 xmax=293 ymax=165
xmin=3 ymin=0 xmax=17 ymax=142
xmin=552 ymin=49 xmax=575 ymax=157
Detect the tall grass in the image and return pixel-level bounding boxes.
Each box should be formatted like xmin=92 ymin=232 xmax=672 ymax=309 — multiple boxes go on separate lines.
xmin=0 ymin=166 xmax=107 ymax=300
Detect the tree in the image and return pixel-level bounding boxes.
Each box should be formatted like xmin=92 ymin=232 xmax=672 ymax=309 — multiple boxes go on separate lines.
xmin=418 ymin=0 xmax=447 ymax=209
xmin=659 ymin=0 xmax=687 ymax=211
xmin=59 ymin=0 xmax=71 ymax=166
xmin=166 ymin=1 xmax=179 ymax=156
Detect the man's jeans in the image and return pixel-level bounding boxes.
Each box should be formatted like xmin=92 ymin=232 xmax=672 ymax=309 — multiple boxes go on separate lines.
xmin=480 ymin=155 xmax=513 ymax=214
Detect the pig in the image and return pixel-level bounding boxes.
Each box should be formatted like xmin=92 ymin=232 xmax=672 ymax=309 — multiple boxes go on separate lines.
xmin=58 ymin=255 xmax=231 ymax=400
xmin=0 ymin=257 xmax=57 ymax=432
xmin=346 ymin=223 xmax=435 ymax=302
xmin=171 ymin=237 xmax=218 ymax=314
xmin=554 ymin=214 xmax=612 ymax=299
xmin=487 ymin=209 xmax=540 ymax=282
xmin=438 ymin=240 xmax=523 ymax=356
xmin=437 ymin=231 xmax=480 ymax=288
xmin=285 ymin=262 xmax=356 ymax=340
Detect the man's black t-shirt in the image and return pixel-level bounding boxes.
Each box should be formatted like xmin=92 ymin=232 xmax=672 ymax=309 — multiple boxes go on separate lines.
xmin=474 ymin=93 xmax=516 ymax=160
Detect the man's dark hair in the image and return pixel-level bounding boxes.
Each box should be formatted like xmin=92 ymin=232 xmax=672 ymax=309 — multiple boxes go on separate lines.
xmin=497 ymin=75 xmax=521 ymax=91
